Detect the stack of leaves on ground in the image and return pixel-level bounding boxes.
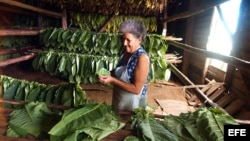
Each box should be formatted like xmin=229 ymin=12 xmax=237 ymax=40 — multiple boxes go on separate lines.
xmin=128 ymin=107 xmax=239 ymax=141
xmin=7 ymin=101 xmax=125 ymax=141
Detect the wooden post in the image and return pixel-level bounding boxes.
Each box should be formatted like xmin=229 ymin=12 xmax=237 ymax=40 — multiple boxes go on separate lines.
xmin=182 ymin=0 xmax=196 ymax=77
xmin=62 ymin=9 xmax=67 ymax=29
xmin=161 ymin=0 xmax=168 ymax=36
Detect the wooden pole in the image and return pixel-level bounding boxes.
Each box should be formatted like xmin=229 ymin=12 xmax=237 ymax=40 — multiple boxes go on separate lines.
xmin=0 ymin=53 xmax=36 ymax=67
xmin=182 ymin=0 xmax=196 ymax=77
xmin=0 ymin=29 xmax=39 ymax=36
xmin=99 ymin=13 xmax=117 ymax=32
xmin=162 ymin=0 xmax=229 ymax=23
xmin=0 ymin=0 xmax=62 ymax=18
xmin=168 ymin=40 xmax=250 ymax=72
xmin=0 ymin=46 xmax=37 ymax=55
xmin=62 ymin=9 xmax=67 ymax=29
xmin=169 ymin=63 xmax=220 ymax=107
xmin=161 ymin=0 xmax=168 ymax=36
xmin=0 ymin=5 xmax=36 ymax=16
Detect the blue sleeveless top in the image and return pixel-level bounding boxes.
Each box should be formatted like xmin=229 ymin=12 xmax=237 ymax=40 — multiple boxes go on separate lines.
xmin=117 ymin=46 xmax=149 ymax=95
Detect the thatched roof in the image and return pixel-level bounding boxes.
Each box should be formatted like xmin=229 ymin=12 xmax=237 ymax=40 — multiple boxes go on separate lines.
xmin=41 ymin=0 xmax=177 ymax=17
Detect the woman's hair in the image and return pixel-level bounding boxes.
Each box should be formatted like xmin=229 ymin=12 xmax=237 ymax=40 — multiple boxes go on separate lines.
xmin=119 ymin=20 xmax=147 ymax=43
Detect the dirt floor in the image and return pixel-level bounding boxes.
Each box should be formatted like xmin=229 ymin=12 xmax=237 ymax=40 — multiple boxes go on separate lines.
xmin=0 ymin=61 xmax=195 ymax=116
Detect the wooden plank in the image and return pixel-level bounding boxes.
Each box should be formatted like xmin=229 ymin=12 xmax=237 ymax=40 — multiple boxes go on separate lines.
xmin=0 ymin=5 xmax=36 ymax=16
xmin=164 ymin=53 xmax=182 ymax=64
xmin=0 ymin=0 xmax=62 ymax=18
xmin=209 ymin=87 xmax=226 ymax=101
xmin=0 ymin=29 xmax=39 ymax=36
xmin=0 ymin=135 xmax=40 ymax=141
xmin=155 ymin=99 xmax=195 ymax=116
xmin=0 ymin=53 xmax=36 ymax=67
xmin=0 ymin=46 xmax=37 ymax=55
xmin=207 ymin=65 xmax=226 ymax=82
xmin=216 ymin=94 xmax=235 ymax=108
xmin=206 ymin=83 xmax=223 ymax=96
xmin=225 ymin=99 xmax=245 ymax=115
xmin=164 ymin=36 xmax=183 ymax=41
xmin=200 ymin=80 xmax=216 ymax=93
xmin=200 ymin=85 xmax=212 ymax=93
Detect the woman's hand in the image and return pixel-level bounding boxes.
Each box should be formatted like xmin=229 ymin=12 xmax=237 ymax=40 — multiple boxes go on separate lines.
xmin=98 ymin=75 xmax=113 ymax=84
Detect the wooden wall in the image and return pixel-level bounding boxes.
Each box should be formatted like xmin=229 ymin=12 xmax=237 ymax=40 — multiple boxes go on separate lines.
xmin=182 ymin=1 xmax=214 ymax=84
xmin=228 ymin=0 xmax=250 ymax=109
xmin=167 ymin=0 xmax=250 ymax=118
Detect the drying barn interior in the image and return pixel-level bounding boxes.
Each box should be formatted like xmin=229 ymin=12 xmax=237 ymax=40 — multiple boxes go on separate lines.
xmin=0 ymin=0 xmax=250 ymax=140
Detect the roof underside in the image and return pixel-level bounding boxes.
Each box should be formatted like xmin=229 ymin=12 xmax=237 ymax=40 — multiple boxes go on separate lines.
xmin=41 ymin=0 xmax=177 ymax=17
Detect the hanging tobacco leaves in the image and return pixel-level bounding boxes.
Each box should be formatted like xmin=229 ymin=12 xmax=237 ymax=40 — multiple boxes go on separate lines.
xmin=0 ymin=75 xmax=87 ymax=108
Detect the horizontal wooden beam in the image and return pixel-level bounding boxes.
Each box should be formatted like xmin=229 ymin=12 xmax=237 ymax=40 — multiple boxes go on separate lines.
xmin=0 ymin=53 xmax=36 ymax=67
xmin=0 ymin=46 xmax=37 ymax=55
xmin=0 ymin=0 xmax=62 ymax=18
xmin=0 ymin=5 xmax=36 ymax=16
xmin=168 ymin=40 xmax=250 ymax=72
xmin=0 ymin=29 xmax=40 ymax=36
xmin=163 ymin=0 xmax=229 ymax=23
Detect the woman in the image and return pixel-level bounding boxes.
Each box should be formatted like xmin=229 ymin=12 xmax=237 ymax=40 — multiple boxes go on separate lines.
xmin=98 ymin=20 xmax=150 ymax=111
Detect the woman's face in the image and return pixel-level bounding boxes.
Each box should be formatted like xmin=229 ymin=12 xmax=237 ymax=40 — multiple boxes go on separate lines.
xmin=122 ymin=32 xmax=142 ymax=53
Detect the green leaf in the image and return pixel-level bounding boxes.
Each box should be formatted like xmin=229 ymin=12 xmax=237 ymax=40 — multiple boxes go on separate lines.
xmin=164 ymin=68 xmax=171 ymax=81
xmin=96 ymin=68 xmax=110 ymax=76
xmin=196 ymin=107 xmax=238 ymax=141
xmin=26 ymin=85 xmax=40 ymax=102
xmin=7 ymin=102 xmax=60 ymax=138
xmin=58 ymin=56 xmax=66 ymax=72
xmin=49 ymin=103 xmax=108 ymax=136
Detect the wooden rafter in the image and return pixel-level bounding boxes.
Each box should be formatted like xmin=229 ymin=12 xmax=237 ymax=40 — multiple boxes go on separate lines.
xmin=99 ymin=13 xmax=117 ymax=32
xmin=168 ymin=40 xmax=250 ymax=73
xmin=163 ymin=0 xmax=229 ymax=23
xmin=0 ymin=46 xmax=37 ymax=55
xmin=0 ymin=53 xmax=36 ymax=67
xmin=0 ymin=0 xmax=62 ymax=18
xmin=0 ymin=29 xmax=40 ymax=36
xmin=0 ymin=5 xmax=36 ymax=16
